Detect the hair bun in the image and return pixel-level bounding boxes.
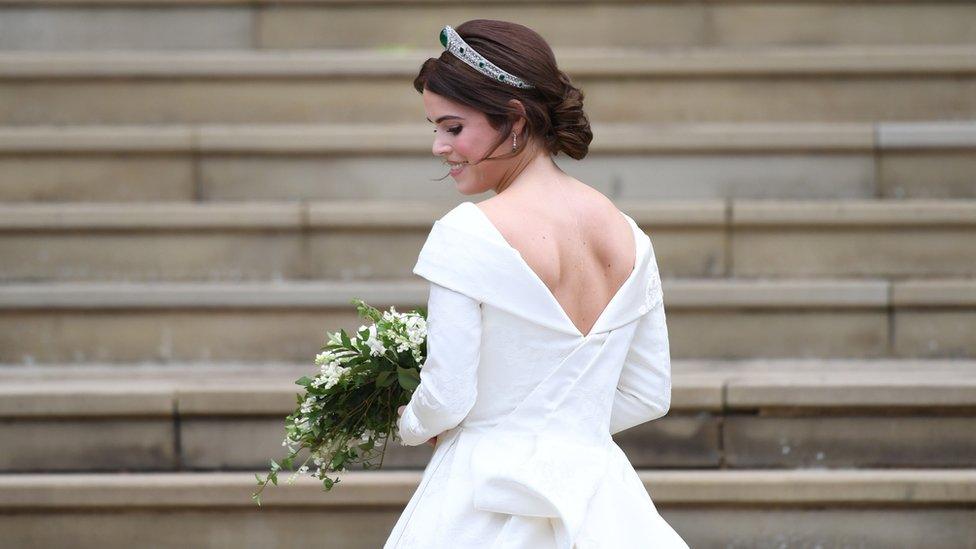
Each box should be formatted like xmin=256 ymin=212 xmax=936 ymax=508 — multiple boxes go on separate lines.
xmin=548 ymin=71 xmax=593 ymax=160
xmin=415 ymin=20 xmax=594 ymax=165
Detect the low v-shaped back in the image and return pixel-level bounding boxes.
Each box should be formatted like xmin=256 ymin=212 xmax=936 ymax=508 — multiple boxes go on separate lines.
xmin=396 ymin=200 xmax=681 ymax=549
xmin=462 ymin=201 xmax=640 ymax=339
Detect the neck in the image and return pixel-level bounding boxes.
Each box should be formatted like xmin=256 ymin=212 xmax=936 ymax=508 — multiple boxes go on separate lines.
xmin=492 ymin=145 xmax=568 ymax=195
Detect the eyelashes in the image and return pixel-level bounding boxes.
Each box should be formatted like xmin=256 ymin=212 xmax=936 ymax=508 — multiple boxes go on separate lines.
xmin=434 ymin=126 xmax=463 ymax=135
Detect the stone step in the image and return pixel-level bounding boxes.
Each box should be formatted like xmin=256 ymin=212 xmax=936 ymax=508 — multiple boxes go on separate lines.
xmin=1 ymin=121 xmax=974 ymax=202
xmin=1 ymin=359 xmax=973 ymax=473
xmin=3 ymin=0 xmax=976 ymax=51
xmin=0 ymin=468 xmax=974 ymax=548
xmin=1 ymin=199 xmax=976 ymax=281
xmin=1 ymin=46 xmax=975 ymax=124
xmin=1 ymin=278 xmax=974 ymax=362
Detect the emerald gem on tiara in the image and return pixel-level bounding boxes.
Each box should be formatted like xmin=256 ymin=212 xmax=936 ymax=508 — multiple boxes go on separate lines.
xmin=437 ymin=24 xmax=534 ymax=90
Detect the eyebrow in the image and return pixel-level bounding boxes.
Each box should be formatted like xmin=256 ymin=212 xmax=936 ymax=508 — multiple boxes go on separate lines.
xmin=426 ymin=115 xmax=465 ymax=124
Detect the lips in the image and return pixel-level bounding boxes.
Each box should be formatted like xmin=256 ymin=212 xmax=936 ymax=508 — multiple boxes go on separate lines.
xmin=444 ymin=159 xmax=467 ymax=175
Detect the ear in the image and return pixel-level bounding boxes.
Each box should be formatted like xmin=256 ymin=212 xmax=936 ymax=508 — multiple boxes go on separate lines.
xmin=508 ymin=99 xmax=527 ymax=134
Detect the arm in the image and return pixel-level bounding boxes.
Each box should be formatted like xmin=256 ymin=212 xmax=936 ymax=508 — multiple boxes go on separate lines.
xmin=397 ymin=281 xmax=482 ymax=446
xmin=609 ymin=295 xmax=672 ymax=436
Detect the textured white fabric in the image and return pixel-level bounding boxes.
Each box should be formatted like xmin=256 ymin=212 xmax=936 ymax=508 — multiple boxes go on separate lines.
xmin=385 ymin=201 xmax=688 ymax=549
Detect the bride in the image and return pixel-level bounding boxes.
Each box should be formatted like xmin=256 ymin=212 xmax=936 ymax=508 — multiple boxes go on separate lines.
xmin=385 ymin=19 xmax=689 ymax=549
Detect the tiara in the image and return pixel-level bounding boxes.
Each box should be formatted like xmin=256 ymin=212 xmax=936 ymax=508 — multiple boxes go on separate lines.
xmin=439 ymin=25 xmax=534 ymax=89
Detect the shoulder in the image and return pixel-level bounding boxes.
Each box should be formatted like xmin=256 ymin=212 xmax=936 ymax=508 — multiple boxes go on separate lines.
xmin=417 ymin=203 xmax=480 ymax=260
xmin=477 ymin=181 xmax=620 ymax=222
xmin=436 ymin=201 xmax=480 ymax=227
xmin=412 ymin=202 xmax=509 ymax=302
xmin=432 ymin=201 xmax=512 ymax=249
xmin=474 ymin=184 xmax=630 ymax=249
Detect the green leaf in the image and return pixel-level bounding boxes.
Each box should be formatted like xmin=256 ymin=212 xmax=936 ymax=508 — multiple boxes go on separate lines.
xmin=295 ymin=376 xmax=313 ymax=387
xmin=375 ymin=370 xmax=395 ymax=388
xmin=397 ymin=366 xmax=421 ymax=392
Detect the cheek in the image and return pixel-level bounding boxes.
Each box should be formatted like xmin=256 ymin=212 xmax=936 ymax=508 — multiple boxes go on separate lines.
xmin=457 ymin=131 xmax=493 ymax=162
xmin=453 ymin=135 xmax=476 ymax=157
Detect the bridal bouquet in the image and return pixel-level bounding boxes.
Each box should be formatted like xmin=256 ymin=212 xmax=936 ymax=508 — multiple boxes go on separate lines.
xmin=251 ymin=298 xmax=428 ymax=506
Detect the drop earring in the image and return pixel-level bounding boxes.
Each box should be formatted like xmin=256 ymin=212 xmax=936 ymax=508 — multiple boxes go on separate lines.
xmin=511 ymin=131 xmax=517 ymax=152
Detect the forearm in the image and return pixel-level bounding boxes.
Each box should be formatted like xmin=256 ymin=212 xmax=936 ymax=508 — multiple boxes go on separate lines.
xmin=398 ymin=383 xmax=473 ymax=445
xmin=609 ymin=302 xmax=672 ymax=436
xmin=397 ymin=282 xmax=481 ymax=446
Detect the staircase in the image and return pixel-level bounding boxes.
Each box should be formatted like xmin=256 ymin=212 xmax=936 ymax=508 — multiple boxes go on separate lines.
xmin=1 ymin=1 xmax=975 ymax=547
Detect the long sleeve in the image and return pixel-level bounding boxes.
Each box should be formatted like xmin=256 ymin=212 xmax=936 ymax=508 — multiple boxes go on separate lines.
xmin=398 ymin=281 xmax=482 ymax=446
xmin=609 ymin=294 xmax=672 ymax=436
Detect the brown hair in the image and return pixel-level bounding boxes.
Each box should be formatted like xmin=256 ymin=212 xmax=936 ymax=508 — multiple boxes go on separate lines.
xmin=414 ymin=19 xmax=592 ymax=174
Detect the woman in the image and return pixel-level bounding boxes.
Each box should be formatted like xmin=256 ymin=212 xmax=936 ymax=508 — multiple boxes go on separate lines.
xmin=386 ymin=20 xmax=689 ymax=549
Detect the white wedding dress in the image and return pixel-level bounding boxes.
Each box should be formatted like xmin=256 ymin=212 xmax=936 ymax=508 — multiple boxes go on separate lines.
xmin=384 ymin=201 xmax=689 ymax=549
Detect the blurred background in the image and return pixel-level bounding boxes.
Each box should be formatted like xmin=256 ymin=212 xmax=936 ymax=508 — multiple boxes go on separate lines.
xmin=0 ymin=1 xmax=975 ymax=547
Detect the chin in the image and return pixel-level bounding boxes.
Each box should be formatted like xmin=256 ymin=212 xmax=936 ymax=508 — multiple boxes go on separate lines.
xmin=456 ymin=183 xmax=491 ymax=196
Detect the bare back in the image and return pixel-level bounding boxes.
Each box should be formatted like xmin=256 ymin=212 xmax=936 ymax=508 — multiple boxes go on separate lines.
xmin=475 ymin=184 xmax=636 ymax=337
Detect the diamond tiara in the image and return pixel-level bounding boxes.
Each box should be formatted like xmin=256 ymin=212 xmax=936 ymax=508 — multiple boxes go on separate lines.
xmin=439 ymin=25 xmax=534 ymax=90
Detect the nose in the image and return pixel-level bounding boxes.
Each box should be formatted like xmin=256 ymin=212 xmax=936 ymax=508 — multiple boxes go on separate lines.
xmin=432 ymin=134 xmax=451 ymax=158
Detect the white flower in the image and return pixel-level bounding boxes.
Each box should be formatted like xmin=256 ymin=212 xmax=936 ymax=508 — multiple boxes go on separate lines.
xmin=282 ymin=435 xmax=300 ymax=452
xmin=314 ymin=350 xmax=334 ymax=366
xmin=286 ymin=469 xmax=301 ymax=484
xmin=314 ymin=360 xmax=350 ymax=391
xmin=364 ymin=324 xmax=386 ymax=356
xmin=379 ymin=312 xmax=426 ymax=364
xmin=382 ymin=306 xmax=405 ymax=323
xmin=299 ymin=393 xmax=316 ymax=414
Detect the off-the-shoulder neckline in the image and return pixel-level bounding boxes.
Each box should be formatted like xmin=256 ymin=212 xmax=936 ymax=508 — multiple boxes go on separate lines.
xmin=458 ymin=200 xmax=643 ymax=339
